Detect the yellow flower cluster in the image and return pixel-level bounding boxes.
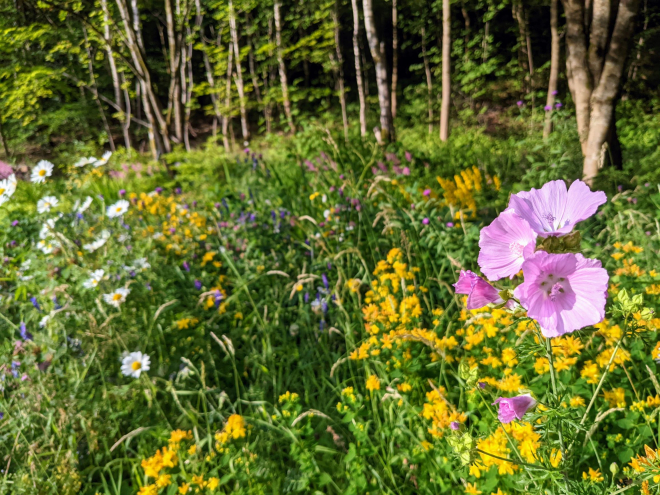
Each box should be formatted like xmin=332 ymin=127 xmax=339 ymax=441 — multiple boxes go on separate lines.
xmin=214 ymin=414 xmax=247 ymax=451
xmin=629 ymin=445 xmax=660 ymax=485
xmin=436 ymin=166 xmax=483 ymax=215
xmin=422 ymin=387 xmax=467 ymax=438
xmin=630 ymin=395 xmax=660 ymax=412
xmin=176 ymin=317 xmax=199 ymax=330
xmin=351 ymin=248 xmax=457 ymax=362
xmin=534 ymin=335 xmax=583 ymax=375
xmin=470 ymin=422 xmax=540 ymax=478
xmin=579 ymin=320 xmax=630 ymax=384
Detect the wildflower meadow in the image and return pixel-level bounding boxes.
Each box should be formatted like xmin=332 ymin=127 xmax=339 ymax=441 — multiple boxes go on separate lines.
xmin=0 ymin=130 xmax=658 ymax=495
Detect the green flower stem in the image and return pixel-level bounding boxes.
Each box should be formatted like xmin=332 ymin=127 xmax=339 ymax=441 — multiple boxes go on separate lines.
xmin=546 ymin=337 xmax=570 ymax=492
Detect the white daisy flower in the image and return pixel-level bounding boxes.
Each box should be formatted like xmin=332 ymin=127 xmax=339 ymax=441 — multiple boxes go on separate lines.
xmin=103 ymin=287 xmax=130 ymax=308
xmin=120 ymin=351 xmax=150 ymax=378
xmin=0 ymin=174 xmax=17 ymax=203
xmin=74 ymin=157 xmax=96 ymax=167
xmin=93 ymin=151 xmax=112 ymax=168
xmin=83 ymin=230 xmax=111 ymax=252
xmin=152 ymin=232 xmax=164 ymax=241
xmin=31 ymin=160 xmax=54 ymax=183
xmin=107 ymin=199 xmax=129 ymax=218
xmin=37 ymin=196 xmax=59 ymax=214
xmin=74 ymin=196 xmax=93 ymax=214
xmin=83 ymin=269 xmax=105 ymax=289
xmin=37 ymin=239 xmax=59 ymax=254
xmin=39 ymin=219 xmax=57 ymax=239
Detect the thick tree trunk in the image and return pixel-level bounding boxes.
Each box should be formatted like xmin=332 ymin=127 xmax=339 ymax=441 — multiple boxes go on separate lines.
xmin=229 ymin=0 xmax=249 ymax=141
xmin=332 ymin=2 xmax=349 ymax=142
xmin=274 ymin=0 xmax=296 ymax=133
xmin=421 ymin=26 xmax=433 ymax=134
xmin=350 ymin=0 xmax=367 ymax=137
xmin=544 ymin=0 xmax=560 ymax=138
xmin=101 ymin=0 xmax=130 ymax=149
xmin=563 ymin=0 xmax=639 ymax=183
xmin=362 ymin=0 xmax=393 ymax=143
xmin=439 ymin=0 xmax=451 ymax=141
xmin=391 ymin=0 xmax=398 ymax=120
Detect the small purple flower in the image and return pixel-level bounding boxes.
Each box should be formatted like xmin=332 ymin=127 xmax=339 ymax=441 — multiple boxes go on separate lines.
xmin=551 ymin=90 xmax=558 ymax=96
xmin=155 ymin=187 xmax=163 ymax=194
xmin=339 ymin=174 xmax=345 ymax=180
xmin=19 ymin=322 xmax=32 ymax=341
xmin=450 ymin=421 xmax=460 ymax=431
xmin=119 ymin=189 xmax=126 ymax=197
xmin=617 ymin=185 xmax=623 ymax=192
xmin=453 ymin=270 xmax=503 ymax=310
xmin=322 ymin=273 xmax=329 ymax=290
xmin=214 ymin=202 xmax=221 ymax=209
xmin=422 ymin=218 xmax=429 ymax=225
xmin=646 ymin=231 xmax=651 ymax=236
xmin=544 ymin=105 xmax=552 ymax=111
xmin=169 ymin=227 xmax=176 ymax=234
xmin=402 ymin=167 xmax=410 ymax=176
xmin=11 ymin=220 xmax=18 ymax=227
xmin=555 ymin=102 xmax=563 ymax=109
xmin=194 ymin=280 xmax=202 ymax=290
xmin=493 ymin=394 xmax=537 ymax=424
xmin=304 ymin=292 xmax=310 ymax=304
xmin=175 ymin=187 xmax=182 ymax=195
xmin=319 ymin=320 xmax=325 ymax=332
xmin=405 ymin=151 xmax=412 ymax=162
xmin=30 ymin=297 xmax=41 ymax=311
xmin=145 ymin=282 xmax=152 ymax=290
xmin=517 ymin=100 xmax=524 ymax=107
xmin=423 ymin=189 xmax=431 ymax=197
xmin=446 ymin=222 xmax=454 ymax=228
xmin=183 ymin=261 xmax=190 ymax=272
xmin=478 ymin=382 xmax=486 ymax=389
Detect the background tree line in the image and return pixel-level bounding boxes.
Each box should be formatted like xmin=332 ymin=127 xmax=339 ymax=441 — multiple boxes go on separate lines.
xmin=0 ymin=0 xmax=657 ymax=180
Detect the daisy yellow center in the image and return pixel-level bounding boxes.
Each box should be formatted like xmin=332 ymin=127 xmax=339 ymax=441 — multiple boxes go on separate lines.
xmin=116 ymin=207 xmax=122 ymax=212
xmin=0 ymin=188 xmax=5 ymax=195
xmin=39 ymin=169 xmax=46 ymax=177
xmin=112 ymin=293 xmax=122 ymax=301
xmin=131 ymin=361 xmax=142 ymax=371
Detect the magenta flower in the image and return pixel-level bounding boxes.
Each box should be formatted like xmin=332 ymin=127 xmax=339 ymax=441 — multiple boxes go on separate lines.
xmin=513 ymin=251 xmax=608 ymax=337
xmin=478 ymin=209 xmax=537 ymax=281
xmin=493 ymin=394 xmax=536 ymax=423
xmin=454 ymin=270 xmax=503 ymax=310
xmin=508 ymin=180 xmax=606 ymax=237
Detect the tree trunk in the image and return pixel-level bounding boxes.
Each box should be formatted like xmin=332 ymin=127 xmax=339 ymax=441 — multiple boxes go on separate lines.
xmin=439 ymin=0 xmax=451 ymax=141
xmin=391 ymin=0 xmax=398 ymax=120
xmin=83 ymin=27 xmax=115 ymax=151
xmin=165 ymin=0 xmax=183 ymax=143
xmin=350 ymin=0 xmax=367 ymax=137
xmin=513 ymin=1 xmax=534 ymax=98
xmin=362 ymin=0 xmax=392 ymax=143
xmin=120 ymin=71 xmax=132 ymax=150
xmin=332 ymin=1 xmax=349 ymax=142
xmin=229 ymin=0 xmax=249 ymax=141
xmin=274 ymin=0 xmax=296 ymax=133
xmin=101 ymin=0 xmax=130 ymax=149
xmin=544 ymin=0 xmax=560 ymax=138
xmin=223 ymin=38 xmax=234 ymax=152
xmin=421 ymin=26 xmax=433 ymax=134
xmin=563 ymin=0 xmax=640 ymax=183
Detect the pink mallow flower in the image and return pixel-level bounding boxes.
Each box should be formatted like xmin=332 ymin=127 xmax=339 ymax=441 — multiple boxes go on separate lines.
xmin=508 ymin=179 xmax=606 ymax=237
xmin=493 ymin=394 xmax=536 ymax=423
xmin=478 ymin=209 xmax=537 ymax=281
xmin=454 ymin=270 xmax=503 ymax=310
xmin=513 ymin=251 xmax=608 ymax=338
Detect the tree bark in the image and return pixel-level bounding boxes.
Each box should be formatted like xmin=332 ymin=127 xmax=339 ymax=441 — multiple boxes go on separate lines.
xmin=165 ymin=0 xmax=183 ymax=143
xmin=223 ymin=37 xmax=234 ymax=152
xmin=544 ymin=0 xmax=560 ymax=138
xmin=421 ymin=26 xmax=433 ymax=134
xmin=274 ymin=0 xmax=296 ymax=133
xmin=350 ymin=0 xmax=367 ymax=137
xmin=362 ymin=0 xmax=392 ymax=142
xmin=83 ymin=27 xmax=115 ymax=151
xmin=229 ymin=0 xmax=249 ymax=141
xmin=391 ymin=0 xmax=398 ymax=120
xmin=439 ymin=0 xmax=451 ymax=141
xmin=563 ymin=0 xmax=639 ymax=182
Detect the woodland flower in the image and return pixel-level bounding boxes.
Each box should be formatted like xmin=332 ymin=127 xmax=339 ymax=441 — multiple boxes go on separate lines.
xmin=453 ymin=270 xmax=503 ymax=310
xmin=107 ymin=199 xmax=130 ymax=218
xmin=93 ymin=151 xmax=112 ymax=167
xmin=83 ymin=230 xmax=111 ymax=252
xmin=508 ymin=179 xmax=606 ymax=237
xmin=0 ymin=174 xmax=16 ymax=203
xmin=121 ymin=351 xmax=150 ymax=378
xmin=74 ymin=196 xmax=93 ymax=214
xmin=37 ymin=196 xmax=59 ymax=214
xmin=31 ymin=160 xmax=54 ymax=183
xmin=513 ymin=251 xmax=608 ymax=337
xmin=493 ymin=394 xmax=536 ymax=423
xmin=74 ymin=157 xmax=96 ymax=167
xmin=103 ymin=287 xmax=130 ymax=308
xmin=478 ymin=209 xmax=537 ymax=281
xmin=83 ymin=269 xmax=105 ymax=289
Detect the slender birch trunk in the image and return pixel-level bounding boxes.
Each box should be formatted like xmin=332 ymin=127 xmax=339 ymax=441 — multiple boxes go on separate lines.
xmin=421 ymin=26 xmax=433 ymax=134
xmin=165 ymin=0 xmax=183 ymax=142
xmin=362 ymin=0 xmax=392 ymax=142
xmin=391 ymin=0 xmax=398 ymax=120
xmin=228 ymin=0 xmax=249 ymax=140
xmin=350 ymin=0 xmax=367 ymax=137
xmin=101 ymin=0 xmax=130 ymax=149
xmin=544 ymin=0 xmax=560 ymax=138
xmin=332 ymin=1 xmax=349 ymax=141
xmin=274 ymin=0 xmax=295 ymax=133
xmin=439 ymin=0 xmax=451 ymax=141
xmin=223 ymin=40 xmax=234 ymax=151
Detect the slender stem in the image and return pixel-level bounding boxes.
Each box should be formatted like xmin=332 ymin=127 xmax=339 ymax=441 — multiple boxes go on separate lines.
xmin=475 ymin=449 xmax=553 ymax=471
xmin=580 ymin=336 xmax=624 ymax=426
xmin=546 ymin=337 xmax=569 ymax=491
